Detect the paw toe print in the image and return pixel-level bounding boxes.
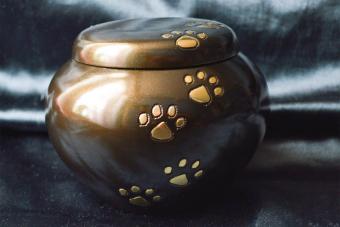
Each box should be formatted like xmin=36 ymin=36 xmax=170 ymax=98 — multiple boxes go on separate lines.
xmin=138 ymin=104 xmax=187 ymax=142
xmin=164 ymin=158 xmax=203 ymax=187
xmin=184 ymin=71 xmax=224 ymax=105
xmin=161 ymin=30 xmax=208 ymax=49
xmin=118 ymin=185 xmax=161 ymax=207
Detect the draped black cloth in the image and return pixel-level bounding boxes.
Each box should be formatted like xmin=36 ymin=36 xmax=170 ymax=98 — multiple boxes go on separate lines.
xmin=1 ymin=0 xmax=340 ymax=225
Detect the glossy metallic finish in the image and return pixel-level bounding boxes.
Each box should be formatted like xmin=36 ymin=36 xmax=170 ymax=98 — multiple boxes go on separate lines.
xmin=46 ymin=18 xmax=268 ymax=210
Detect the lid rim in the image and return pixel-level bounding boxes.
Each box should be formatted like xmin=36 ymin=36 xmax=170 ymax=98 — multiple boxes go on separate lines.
xmin=72 ymin=54 xmax=238 ymax=70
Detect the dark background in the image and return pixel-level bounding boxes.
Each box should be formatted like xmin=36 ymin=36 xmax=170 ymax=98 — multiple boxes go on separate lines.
xmin=1 ymin=0 xmax=340 ymax=226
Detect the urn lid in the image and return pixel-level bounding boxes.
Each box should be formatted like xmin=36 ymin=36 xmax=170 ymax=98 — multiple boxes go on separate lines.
xmin=73 ymin=18 xmax=239 ymax=69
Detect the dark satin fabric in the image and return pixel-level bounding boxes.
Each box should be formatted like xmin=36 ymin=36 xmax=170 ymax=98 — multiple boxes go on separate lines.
xmin=1 ymin=0 xmax=340 ymax=225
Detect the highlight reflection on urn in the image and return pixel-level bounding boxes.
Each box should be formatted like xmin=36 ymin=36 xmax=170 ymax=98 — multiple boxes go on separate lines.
xmin=46 ymin=18 xmax=268 ymax=210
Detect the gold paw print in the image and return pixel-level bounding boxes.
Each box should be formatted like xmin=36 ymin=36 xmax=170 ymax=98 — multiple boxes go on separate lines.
xmin=118 ymin=185 xmax=161 ymax=207
xmin=185 ymin=21 xmax=227 ymax=29
xmin=138 ymin=104 xmax=187 ymax=142
xmin=184 ymin=71 xmax=224 ymax=105
xmin=164 ymin=158 xmax=203 ymax=187
xmin=161 ymin=30 xmax=208 ymax=49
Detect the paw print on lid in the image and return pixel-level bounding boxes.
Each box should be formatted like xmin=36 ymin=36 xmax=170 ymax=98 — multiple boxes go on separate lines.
xmin=138 ymin=104 xmax=187 ymax=142
xmin=164 ymin=158 xmax=203 ymax=187
xmin=161 ymin=30 xmax=208 ymax=49
xmin=118 ymin=185 xmax=161 ymax=207
xmin=184 ymin=70 xmax=224 ymax=105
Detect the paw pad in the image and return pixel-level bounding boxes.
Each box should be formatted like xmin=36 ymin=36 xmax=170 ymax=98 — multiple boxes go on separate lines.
xmin=138 ymin=104 xmax=187 ymax=142
xmin=164 ymin=158 xmax=203 ymax=187
xmin=184 ymin=71 xmax=224 ymax=105
xmin=118 ymin=185 xmax=161 ymax=207
xmin=161 ymin=30 xmax=208 ymax=49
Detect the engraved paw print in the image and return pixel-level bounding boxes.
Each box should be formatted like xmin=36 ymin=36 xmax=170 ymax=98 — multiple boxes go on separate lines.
xmin=138 ymin=104 xmax=187 ymax=142
xmin=164 ymin=158 xmax=203 ymax=187
xmin=161 ymin=30 xmax=208 ymax=49
xmin=184 ymin=70 xmax=224 ymax=105
xmin=118 ymin=185 xmax=161 ymax=207
xmin=185 ymin=21 xmax=227 ymax=29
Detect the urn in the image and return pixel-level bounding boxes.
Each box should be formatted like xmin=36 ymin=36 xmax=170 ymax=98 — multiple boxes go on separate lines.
xmin=46 ymin=18 xmax=268 ymax=210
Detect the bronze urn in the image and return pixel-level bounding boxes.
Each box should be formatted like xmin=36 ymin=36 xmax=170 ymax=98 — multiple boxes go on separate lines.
xmin=46 ymin=18 xmax=268 ymax=210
